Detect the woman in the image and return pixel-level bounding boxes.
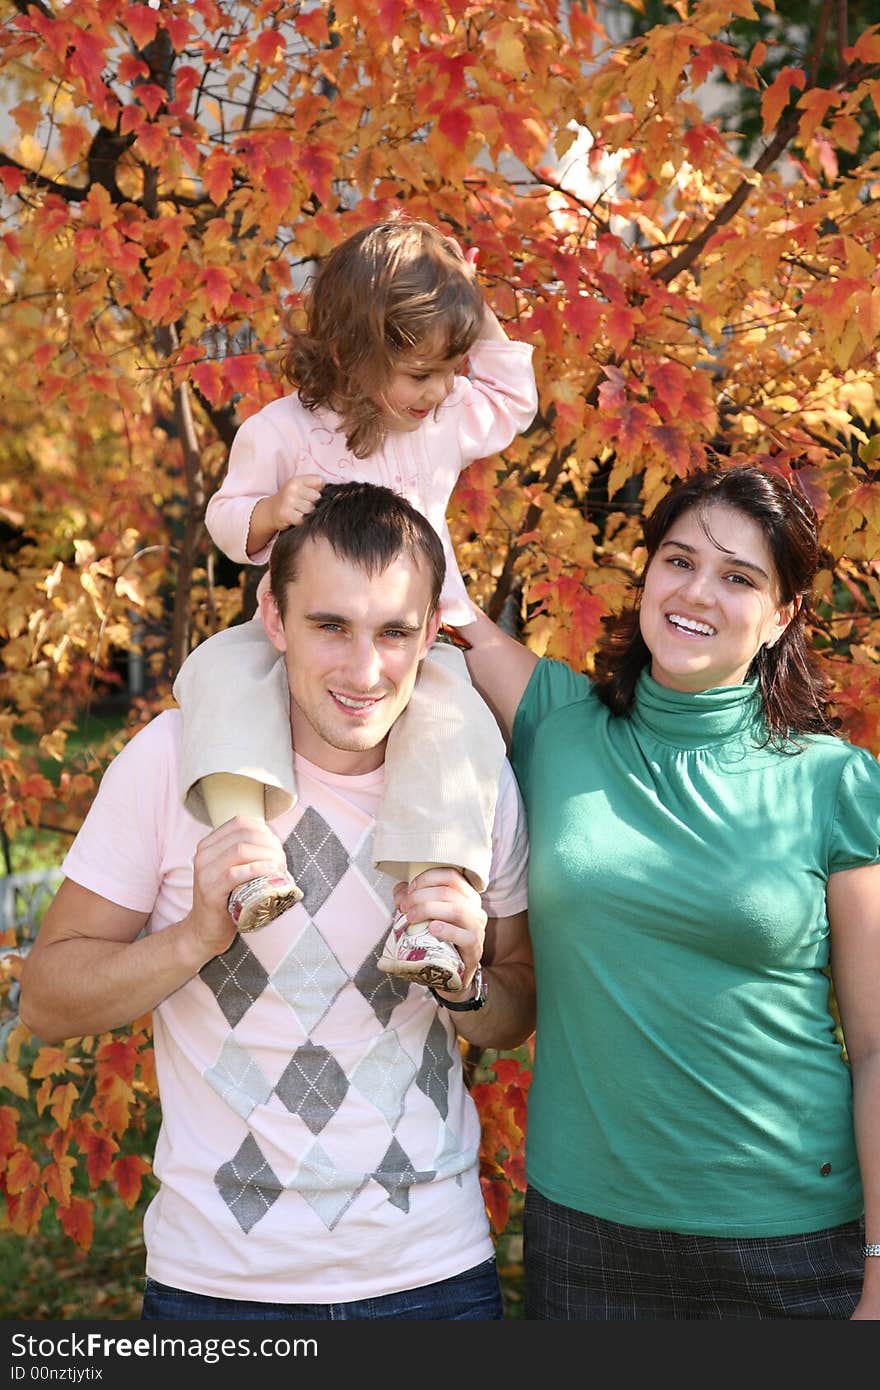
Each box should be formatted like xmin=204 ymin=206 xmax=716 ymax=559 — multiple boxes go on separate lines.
xmin=463 ymin=464 xmax=880 ymax=1319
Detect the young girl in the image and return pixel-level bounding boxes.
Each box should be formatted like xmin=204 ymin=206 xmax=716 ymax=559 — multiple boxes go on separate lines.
xmin=173 ymin=217 xmax=537 ymax=990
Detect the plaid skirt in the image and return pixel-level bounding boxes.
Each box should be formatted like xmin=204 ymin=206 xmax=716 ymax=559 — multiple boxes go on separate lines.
xmin=523 ymin=1186 xmax=864 ymax=1320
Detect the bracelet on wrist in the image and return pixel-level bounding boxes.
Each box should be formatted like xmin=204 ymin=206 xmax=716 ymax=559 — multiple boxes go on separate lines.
xmin=863 ymin=1243 xmax=880 ymax=1258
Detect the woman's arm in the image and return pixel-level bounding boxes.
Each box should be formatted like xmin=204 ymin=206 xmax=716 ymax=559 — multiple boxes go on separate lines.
xmin=827 ymin=860 xmax=880 ymax=1320
xmin=463 ymin=602 xmax=538 ymax=744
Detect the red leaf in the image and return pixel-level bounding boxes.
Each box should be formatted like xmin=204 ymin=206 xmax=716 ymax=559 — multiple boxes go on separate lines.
xmin=254 ymin=29 xmax=285 ymax=66
xmin=58 ymin=1196 xmax=94 ymax=1250
xmin=0 ymin=166 xmax=26 ymax=195
xmin=203 ymin=152 xmax=236 ymax=206
xmin=124 ymin=5 xmax=160 ymax=49
xmin=113 ymin=1153 xmax=152 ymax=1210
xmin=0 ymin=1106 xmax=19 ymax=1166
xmin=438 ymin=106 xmax=472 ymax=150
xmin=200 ymin=266 xmax=234 ymax=318
xmin=80 ymin=1131 xmax=118 ymax=1188
xmin=480 ymin=1177 xmax=510 ymax=1235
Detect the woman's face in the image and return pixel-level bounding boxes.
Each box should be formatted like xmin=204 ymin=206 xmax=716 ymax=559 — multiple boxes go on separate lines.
xmin=639 ymin=503 xmax=796 ymax=693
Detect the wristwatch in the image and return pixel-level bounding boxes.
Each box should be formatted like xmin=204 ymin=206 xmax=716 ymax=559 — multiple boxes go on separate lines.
xmin=430 ymin=963 xmax=487 ymax=1012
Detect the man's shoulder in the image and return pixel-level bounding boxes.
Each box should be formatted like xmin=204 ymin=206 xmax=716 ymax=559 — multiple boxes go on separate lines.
xmin=108 ymin=709 xmax=182 ymax=775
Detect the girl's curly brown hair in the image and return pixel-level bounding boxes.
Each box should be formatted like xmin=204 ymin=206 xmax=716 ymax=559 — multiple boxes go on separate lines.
xmin=281 ymin=218 xmax=485 ymax=458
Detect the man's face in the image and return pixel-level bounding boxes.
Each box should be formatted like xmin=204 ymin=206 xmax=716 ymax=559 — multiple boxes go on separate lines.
xmin=261 ymin=536 xmax=440 ymax=774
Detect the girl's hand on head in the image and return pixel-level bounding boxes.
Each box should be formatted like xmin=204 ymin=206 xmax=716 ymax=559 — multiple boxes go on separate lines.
xmin=272 ymin=474 xmax=325 ymax=530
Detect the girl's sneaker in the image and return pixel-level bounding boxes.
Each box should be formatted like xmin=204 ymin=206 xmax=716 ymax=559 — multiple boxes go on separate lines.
xmin=227 ymin=871 xmax=303 ymax=934
xmin=377 ymin=912 xmax=464 ymax=991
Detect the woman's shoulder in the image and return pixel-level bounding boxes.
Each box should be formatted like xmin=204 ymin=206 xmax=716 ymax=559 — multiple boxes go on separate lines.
xmin=517 ymin=657 xmax=600 ymax=725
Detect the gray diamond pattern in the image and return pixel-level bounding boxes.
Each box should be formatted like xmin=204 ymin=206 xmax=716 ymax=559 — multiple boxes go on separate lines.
xmin=205 ymin=806 xmax=464 ymax=1239
xmin=415 ymin=1013 xmax=453 ymax=1120
xmin=284 ymin=807 xmax=350 ymax=914
xmin=200 ymin=934 xmax=270 ymax=1028
xmin=275 ymin=1043 xmax=350 ymax=1134
xmin=351 ymin=1030 xmax=417 ymax=1129
xmin=354 ymin=931 xmax=411 ymax=1025
xmin=215 ymin=1133 xmax=283 ymax=1234
xmin=373 ymin=1137 xmax=436 ymax=1213
xmin=271 ymin=922 xmax=348 ymax=1033
xmin=204 ymin=1037 xmax=273 ymax=1120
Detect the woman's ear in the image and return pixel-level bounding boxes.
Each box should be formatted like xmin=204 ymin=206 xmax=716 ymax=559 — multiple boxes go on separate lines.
xmin=259 ymin=588 xmax=288 ymax=654
xmin=768 ymin=596 xmax=800 ymax=649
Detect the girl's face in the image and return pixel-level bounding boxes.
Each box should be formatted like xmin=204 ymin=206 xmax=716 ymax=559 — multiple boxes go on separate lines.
xmin=639 ymin=504 xmax=796 ymax=693
xmin=381 ymin=337 xmax=465 ymax=432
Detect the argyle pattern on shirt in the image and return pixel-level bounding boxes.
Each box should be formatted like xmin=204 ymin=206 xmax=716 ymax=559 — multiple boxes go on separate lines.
xmin=198 ymin=802 xmax=466 ymax=1236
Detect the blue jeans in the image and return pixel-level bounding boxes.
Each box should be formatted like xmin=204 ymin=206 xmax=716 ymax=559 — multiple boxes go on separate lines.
xmin=142 ymin=1258 xmax=503 ymax=1320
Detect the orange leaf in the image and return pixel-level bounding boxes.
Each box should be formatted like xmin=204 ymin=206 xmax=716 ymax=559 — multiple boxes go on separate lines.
xmin=0 ymin=1061 xmax=29 ymax=1100
xmin=113 ymin=1153 xmax=152 ymax=1210
xmin=58 ymin=1195 xmax=94 ymax=1250
xmin=31 ymin=1044 xmax=74 ymax=1080
xmin=5 ymin=1144 xmax=39 ymax=1195
xmin=0 ymin=1106 xmax=19 ymax=1167
xmin=7 ymin=1184 xmax=48 ymax=1237
xmin=44 ymin=1154 xmax=77 ymax=1207
xmin=50 ymin=1082 xmax=79 ymax=1130
xmin=200 ymin=266 xmax=234 ymax=317
xmin=761 ymin=66 xmax=806 ymax=133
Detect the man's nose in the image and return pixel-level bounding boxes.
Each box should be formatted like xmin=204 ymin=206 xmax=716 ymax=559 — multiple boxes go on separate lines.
xmin=343 ymin=639 xmax=382 ymax=689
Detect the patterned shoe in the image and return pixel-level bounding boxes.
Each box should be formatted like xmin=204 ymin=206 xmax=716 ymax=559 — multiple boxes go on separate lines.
xmin=227 ymin=871 xmax=303 ymax=934
xmin=377 ymin=911 xmax=464 ymax=991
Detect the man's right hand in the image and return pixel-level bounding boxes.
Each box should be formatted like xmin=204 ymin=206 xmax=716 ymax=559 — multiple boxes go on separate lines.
xmin=185 ymin=817 xmax=291 ymax=964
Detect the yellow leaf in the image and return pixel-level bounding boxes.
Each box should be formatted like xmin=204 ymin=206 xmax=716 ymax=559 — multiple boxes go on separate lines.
xmin=0 ymin=1061 xmax=29 ymax=1100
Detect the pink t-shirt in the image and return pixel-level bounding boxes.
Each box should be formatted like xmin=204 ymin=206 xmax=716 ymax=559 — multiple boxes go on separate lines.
xmin=62 ymin=711 xmax=529 ymax=1303
xmin=205 ymin=339 xmax=537 ymax=627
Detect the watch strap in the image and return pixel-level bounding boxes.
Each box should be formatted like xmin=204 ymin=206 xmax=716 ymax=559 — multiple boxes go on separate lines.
xmin=430 ymin=963 xmax=486 ymax=1012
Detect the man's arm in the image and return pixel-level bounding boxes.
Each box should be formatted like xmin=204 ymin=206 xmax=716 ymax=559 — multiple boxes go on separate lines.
xmin=393 ymin=869 xmax=534 ymax=1050
xmin=443 ymin=907 xmax=534 ymax=1051
xmin=20 ymin=816 xmax=291 ymax=1043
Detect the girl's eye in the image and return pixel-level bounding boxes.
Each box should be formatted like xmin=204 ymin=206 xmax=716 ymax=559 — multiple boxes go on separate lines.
xmin=726 ymin=573 xmax=752 ymax=586
xmin=668 ymin=555 xmax=691 ymax=569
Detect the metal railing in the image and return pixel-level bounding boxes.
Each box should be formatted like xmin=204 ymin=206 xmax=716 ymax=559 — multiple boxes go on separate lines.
xmin=0 ymin=868 xmax=62 ymax=1057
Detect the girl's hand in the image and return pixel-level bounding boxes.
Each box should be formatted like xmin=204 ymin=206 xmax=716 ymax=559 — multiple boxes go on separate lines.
xmin=443 ymin=233 xmax=479 ymax=277
xmin=271 ymin=474 xmax=324 ymax=531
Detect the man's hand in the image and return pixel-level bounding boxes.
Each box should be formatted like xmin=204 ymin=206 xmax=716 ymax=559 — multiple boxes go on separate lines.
xmin=185 ymin=817 xmax=291 ymax=966
xmin=392 ymin=867 xmax=487 ymax=993
xmin=270 ymin=474 xmax=325 ymax=530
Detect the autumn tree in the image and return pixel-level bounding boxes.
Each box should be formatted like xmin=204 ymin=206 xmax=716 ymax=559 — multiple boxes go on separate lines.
xmin=1 ymin=0 xmax=879 ymax=1251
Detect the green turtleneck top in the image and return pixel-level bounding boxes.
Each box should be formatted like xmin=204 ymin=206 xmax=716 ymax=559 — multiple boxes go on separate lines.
xmin=511 ymin=659 xmax=880 ymax=1236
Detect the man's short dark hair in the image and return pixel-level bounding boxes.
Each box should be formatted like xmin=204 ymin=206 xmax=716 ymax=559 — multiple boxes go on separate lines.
xmin=269 ymin=481 xmax=446 ymax=617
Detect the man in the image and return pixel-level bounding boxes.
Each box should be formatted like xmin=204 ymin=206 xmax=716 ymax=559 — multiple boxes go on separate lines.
xmin=20 ymin=481 xmax=534 ymax=1321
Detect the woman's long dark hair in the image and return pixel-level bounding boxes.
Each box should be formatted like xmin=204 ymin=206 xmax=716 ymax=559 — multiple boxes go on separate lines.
xmin=592 ymin=465 xmax=839 ymax=741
